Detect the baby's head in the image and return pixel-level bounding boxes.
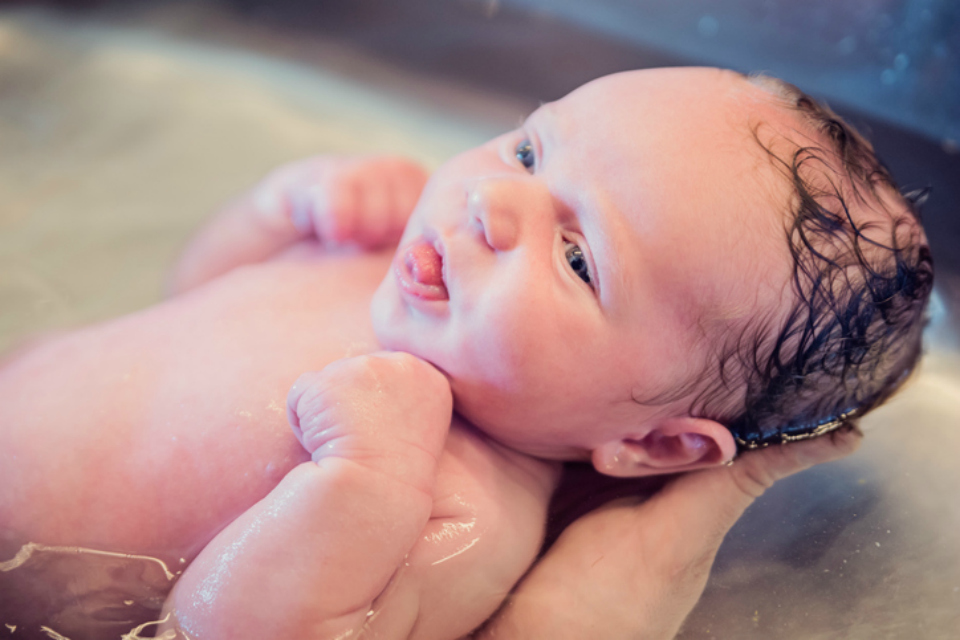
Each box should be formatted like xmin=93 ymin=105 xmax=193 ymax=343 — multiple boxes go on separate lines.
xmin=371 ymin=67 xmax=932 ymax=476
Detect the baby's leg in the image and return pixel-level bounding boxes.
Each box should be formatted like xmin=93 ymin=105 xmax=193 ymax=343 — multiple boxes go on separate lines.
xmin=167 ymin=156 xmax=427 ymax=294
xmin=161 ymin=353 xmax=452 ymax=639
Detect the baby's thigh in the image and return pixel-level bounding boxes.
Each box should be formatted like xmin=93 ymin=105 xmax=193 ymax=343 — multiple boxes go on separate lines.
xmin=0 ymin=541 xmax=176 ymax=640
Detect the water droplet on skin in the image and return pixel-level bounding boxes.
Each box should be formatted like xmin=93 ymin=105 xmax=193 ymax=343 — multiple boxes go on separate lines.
xmin=266 ymin=399 xmax=285 ymax=415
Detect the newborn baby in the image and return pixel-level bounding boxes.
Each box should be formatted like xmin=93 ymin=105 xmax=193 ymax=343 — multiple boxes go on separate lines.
xmin=0 ymin=68 xmax=932 ymax=640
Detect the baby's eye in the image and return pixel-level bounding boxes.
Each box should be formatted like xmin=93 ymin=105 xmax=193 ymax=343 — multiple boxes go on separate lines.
xmin=564 ymin=241 xmax=592 ymax=287
xmin=515 ymin=139 xmax=535 ymax=172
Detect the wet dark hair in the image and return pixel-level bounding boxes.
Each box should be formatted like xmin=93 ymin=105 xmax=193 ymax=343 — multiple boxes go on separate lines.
xmin=693 ymin=76 xmax=934 ymax=452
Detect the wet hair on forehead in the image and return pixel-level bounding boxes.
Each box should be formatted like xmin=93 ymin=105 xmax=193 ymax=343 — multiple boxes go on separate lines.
xmin=687 ymin=74 xmax=934 ymax=451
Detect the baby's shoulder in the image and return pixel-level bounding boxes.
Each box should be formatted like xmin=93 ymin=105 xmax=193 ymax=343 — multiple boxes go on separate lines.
xmin=367 ymin=420 xmax=560 ymax=639
xmin=436 ymin=419 xmax=559 ymax=514
xmin=431 ymin=419 xmax=559 ymax=542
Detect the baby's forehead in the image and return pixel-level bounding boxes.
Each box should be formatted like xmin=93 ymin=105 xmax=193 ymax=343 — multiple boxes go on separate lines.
xmin=557 ymin=73 xmax=801 ymax=331
xmin=630 ymin=76 xmax=803 ymax=319
xmin=551 ymin=69 xmax=793 ymax=168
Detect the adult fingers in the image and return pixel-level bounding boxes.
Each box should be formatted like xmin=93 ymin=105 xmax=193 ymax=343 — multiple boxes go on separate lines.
xmin=642 ymin=425 xmax=864 ymax=561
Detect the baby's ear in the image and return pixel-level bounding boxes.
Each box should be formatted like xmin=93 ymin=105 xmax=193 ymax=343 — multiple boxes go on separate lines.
xmin=591 ymin=417 xmax=736 ymax=478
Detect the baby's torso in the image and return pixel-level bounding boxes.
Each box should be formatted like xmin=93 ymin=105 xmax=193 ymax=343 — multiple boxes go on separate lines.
xmin=1 ymin=245 xmax=381 ymax=559
xmin=0 ymin=245 xmax=554 ymax=587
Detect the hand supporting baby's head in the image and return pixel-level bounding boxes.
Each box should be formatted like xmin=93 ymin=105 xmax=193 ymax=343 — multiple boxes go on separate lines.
xmin=370 ymin=67 xmax=933 ymax=476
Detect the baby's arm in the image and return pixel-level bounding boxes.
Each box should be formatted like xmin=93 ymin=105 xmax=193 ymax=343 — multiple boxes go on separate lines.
xmin=167 ymin=156 xmax=428 ymax=294
xmin=161 ymin=352 xmax=452 ymax=639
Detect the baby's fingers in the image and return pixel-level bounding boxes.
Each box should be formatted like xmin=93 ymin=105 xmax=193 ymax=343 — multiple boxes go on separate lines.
xmin=286 ymin=353 xmax=453 ymax=460
xmin=348 ymin=158 xmax=429 ymax=248
xmin=309 ymin=180 xmax=362 ymax=245
xmin=286 ymin=370 xmax=336 ymax=452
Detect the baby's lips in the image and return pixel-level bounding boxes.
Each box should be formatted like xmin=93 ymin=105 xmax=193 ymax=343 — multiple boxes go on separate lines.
xmin=395 ymin=239 xmax=449 ymax=301
xmin=406 ymin=242 xmax=444 ymax=287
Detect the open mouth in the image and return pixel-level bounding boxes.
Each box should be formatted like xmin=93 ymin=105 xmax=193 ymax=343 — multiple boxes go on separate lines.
xmin=394 ymin=238 xmax=449 ymax=301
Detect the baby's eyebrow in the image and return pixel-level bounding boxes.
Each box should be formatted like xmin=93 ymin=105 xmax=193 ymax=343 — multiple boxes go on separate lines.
xmin=519 ymin=100 xmax=552 ymax=128
xmin=525 ymin=103 xmax=564 ymax=162
xmin=531 ymin=102 xmax=560 ymax=131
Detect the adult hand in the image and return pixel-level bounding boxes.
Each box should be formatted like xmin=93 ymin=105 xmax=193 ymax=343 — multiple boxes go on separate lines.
xmin=475 ymin=426 xmax=862 ymax=640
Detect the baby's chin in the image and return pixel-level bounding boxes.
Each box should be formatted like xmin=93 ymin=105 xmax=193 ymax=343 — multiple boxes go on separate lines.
xmin=369 ymin=269 xmax=402 ymax=347
xmin=446 ymin=386 xmax=585 ymax=460
xmin=369 ymin=275 xmax=449 ymax=379
xmin=370 ymin=267 xmax=584 ymax=461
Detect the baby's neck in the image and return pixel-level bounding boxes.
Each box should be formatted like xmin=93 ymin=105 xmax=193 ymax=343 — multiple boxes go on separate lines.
xmin=450 ymin=413 xmax=563 ymax=494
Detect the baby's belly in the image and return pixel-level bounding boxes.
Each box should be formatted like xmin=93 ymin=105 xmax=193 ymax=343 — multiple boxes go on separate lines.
xmin=0 ymin=248 xmax=390 ymax=564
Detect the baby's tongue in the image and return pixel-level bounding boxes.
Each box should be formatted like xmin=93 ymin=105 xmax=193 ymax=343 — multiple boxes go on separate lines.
xmin=406 ymin=242 xmax=444 ymax=287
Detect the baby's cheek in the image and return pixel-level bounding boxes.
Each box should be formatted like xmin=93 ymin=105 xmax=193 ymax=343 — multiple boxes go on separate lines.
xmin=462 ymin=306 xmax=531 ymax=383
xmin=369 ymin=277 xmax=403 ymax=346
xmin=452 ymin=335 xmax=556 ymax=430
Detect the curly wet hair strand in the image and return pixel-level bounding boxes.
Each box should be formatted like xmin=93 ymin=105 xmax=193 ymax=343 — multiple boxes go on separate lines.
xmin=703 ymin=78 xmax=934 ymax=451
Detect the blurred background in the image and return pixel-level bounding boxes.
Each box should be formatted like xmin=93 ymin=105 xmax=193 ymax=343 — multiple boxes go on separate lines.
xmin=1 ymin=1 xmax=958 ymax=638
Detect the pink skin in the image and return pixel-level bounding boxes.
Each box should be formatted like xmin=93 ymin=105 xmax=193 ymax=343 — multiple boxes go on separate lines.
xmin=0 ymin=68 xmax=850 ymax=639
xmin=373 ymin=67 xmax=797 ymax=474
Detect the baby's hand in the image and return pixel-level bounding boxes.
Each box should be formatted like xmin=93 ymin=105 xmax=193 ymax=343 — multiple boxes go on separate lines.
xmin=287 ymin=352 xmax=452 ymax=491
xmin=253 ymin=155 xmax=429 ymax=249
xmin=165 ymin=354 xmax=453 ymax=639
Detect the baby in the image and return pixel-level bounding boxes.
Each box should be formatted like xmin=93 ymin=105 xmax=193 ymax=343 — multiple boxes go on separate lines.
xmin=0 ymin=68 xmax=932 ymax=640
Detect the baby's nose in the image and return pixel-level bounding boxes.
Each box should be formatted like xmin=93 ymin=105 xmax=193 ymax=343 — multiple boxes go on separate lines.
xmin=466 ymin=177 xmax=525 ymax=251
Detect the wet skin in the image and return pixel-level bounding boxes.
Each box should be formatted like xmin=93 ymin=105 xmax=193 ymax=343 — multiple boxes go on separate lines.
xmin=373 ymin=67 xmax=799 ymax=470
xmin=1 ymin=248 xmax=384 ymax=558
xmin=0 ymin=246 xmax=556 ymax=638
xmin=0 ymin=67 xmax=833 ymax=637
xmin=1 ymin=67 xmax=801 ymax=566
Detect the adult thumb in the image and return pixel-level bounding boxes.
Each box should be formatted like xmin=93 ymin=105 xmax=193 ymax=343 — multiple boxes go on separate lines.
xmin=645 ymin=425 xmax=863 ymax=552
